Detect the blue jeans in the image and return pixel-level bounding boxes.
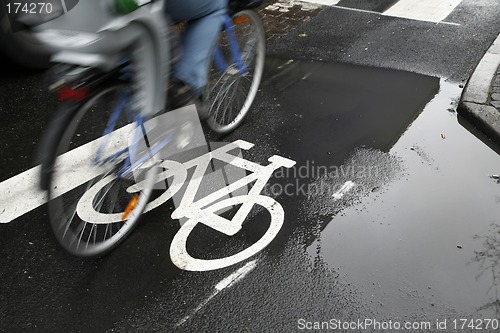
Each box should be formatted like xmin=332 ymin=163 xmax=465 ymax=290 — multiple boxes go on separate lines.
xmin=164 ymin=0 xmax=228 ymax=96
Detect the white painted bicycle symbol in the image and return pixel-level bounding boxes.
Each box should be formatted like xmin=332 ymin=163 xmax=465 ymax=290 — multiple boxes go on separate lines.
xmin=77 ymin=140 xmax=296 ymax=271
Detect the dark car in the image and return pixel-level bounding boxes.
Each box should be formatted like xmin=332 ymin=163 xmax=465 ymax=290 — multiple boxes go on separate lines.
xmin=0 ymin=0 xmax=79 ymax=69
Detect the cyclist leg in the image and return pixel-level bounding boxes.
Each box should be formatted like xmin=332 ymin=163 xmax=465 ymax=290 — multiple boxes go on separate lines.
xmin=164 ymin=0 xmax=228 ymax=109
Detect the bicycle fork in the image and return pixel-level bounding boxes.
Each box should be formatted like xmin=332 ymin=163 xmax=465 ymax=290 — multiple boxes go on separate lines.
xmin=214 ymin=14 xmax=248 ymax=75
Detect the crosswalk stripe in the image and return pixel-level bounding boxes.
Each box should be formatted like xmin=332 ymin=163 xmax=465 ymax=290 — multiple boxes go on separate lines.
xmin=293 ymin=0 xmax=462 ymax=24
xmin=383 ymin=0 xmax=462 ymax=23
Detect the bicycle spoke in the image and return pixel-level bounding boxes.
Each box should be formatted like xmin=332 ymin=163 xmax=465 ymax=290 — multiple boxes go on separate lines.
xmin=104 ymin=223 xmax=111 ymax=242
xmin=86 ymin=223 xmax=96 ymax=249
xmin=220 ymin=83 xmax=239 ymax=124
xmin=92 ymin=178 xmax=118 ymax=212
xmin=208 ymin=71 xmax=232 ymax=103
xmin=76 ymin=221 xmax=87 ymax=250
xmin=107 ymin=186 xmax=120 ymax=214
xmin=214 ymin=79 xmax=237 ymax=124
xmin=93 ymin=224 xmax=98 ymax=245
xmin=210 ymin=77 xmax=235 ymax=118
xmin=227 ymin=77 xmax=243 ymax=110
xmin=61 ymin=202 xmax=79 ymax=238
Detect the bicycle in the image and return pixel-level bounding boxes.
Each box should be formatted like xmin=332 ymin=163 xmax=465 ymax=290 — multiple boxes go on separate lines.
xmin=33 ymin=0 xmax=292 ymax=268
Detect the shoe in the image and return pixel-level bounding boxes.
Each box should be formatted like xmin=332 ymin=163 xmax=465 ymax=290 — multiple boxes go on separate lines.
xmin=167 ymin=80 xmax=210 ymax=120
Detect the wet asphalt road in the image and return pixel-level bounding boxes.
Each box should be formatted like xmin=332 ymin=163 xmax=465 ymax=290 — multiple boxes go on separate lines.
xmin=2 ymin=0 xmax=500 ymax=332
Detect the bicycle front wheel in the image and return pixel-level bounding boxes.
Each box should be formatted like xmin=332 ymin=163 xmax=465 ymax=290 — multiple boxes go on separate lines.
xmin=47 ymin=83 xmax=156 ymax=257
xmin=205 ymin=9 xmax=266 ymax=134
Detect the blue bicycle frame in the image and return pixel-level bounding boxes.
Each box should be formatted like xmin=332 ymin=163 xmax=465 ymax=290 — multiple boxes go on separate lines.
xmin=92 ymin=13 xmax=249 ymax=178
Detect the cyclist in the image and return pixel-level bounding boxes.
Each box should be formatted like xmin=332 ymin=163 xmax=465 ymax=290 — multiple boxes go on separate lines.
xmin=164 ymin=0 xmax=228 ymax=118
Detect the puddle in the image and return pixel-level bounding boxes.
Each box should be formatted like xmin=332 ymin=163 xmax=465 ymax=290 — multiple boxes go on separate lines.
xmin=306 ymin=80 xmax=500 ymax=318
xmin=302 ymin=148 xmax=404 ymax=218
xmin=263 ymin=58 xmax=440 ymax=168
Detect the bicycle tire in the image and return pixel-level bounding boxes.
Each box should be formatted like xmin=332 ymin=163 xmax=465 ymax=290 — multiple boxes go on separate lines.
xmin=170 ymin=194 xmax=283 ymax=271
xmin=205 ymin=9 xmax=266 ymax=134
xmin=47 ymin=83 xmax=156 ymax=257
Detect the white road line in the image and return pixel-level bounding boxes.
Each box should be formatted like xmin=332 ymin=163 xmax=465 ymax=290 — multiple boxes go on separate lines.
xmin=0 ymin=125 xmax=132 ymax=223
xmin=333 ymin=5 xmax=381 ymax=15
xmin=175 ymin=259 xmax=258 ymax=327
xmin=299 ymin=0 xmax=340 ymax=5
xmin=383 ymin=0 xmax=462 ymax=24
xmin=332 ymin=181 xmax=355 ymax=200
xmin=0 ymin=166 xmax=47 ymax=223
xmin=215 ymin=259 xmax=258 ymax=291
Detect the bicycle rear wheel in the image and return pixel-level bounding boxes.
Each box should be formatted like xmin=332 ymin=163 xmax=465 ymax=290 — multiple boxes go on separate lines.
xmin=47 ymin=83 xmax=156 ymax=257
xmin=205 ymin=9 xmax=265 ymax=134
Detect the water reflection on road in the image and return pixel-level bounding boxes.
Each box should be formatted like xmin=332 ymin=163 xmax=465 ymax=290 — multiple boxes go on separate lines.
xmin=307 ymin=81 xmax=500 ymax=318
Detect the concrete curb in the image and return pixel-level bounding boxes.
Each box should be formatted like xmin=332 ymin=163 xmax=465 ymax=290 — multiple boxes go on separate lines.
xmin=460 ymin=102 xmax=500 ymax=144
xmin=458 ymin=34 xmax=500 ymax=143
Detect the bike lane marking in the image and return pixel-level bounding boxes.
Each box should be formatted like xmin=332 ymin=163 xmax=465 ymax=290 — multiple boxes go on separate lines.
xmin=175 ymin=259 xmax=258 ymax=328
